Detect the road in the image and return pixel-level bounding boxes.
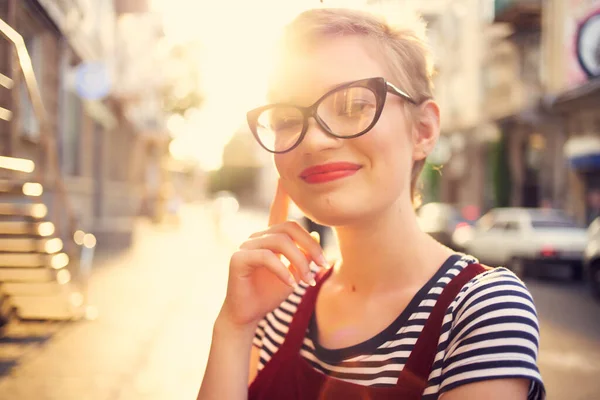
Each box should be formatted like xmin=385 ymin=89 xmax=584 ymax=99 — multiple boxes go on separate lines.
xmin=526 ymin=278 xmax=600 ymax=399
xmin=0 ymin=203 xmax=597 ymax=399
xmin=0 ymin=204 xmax=237 ymax=400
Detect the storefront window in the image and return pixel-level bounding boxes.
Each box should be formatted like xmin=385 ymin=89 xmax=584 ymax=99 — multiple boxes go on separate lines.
xmin=19 ymin=36 xmax=42 ymax=139
xmin=59 ymin=44 xmax=83 ymax=176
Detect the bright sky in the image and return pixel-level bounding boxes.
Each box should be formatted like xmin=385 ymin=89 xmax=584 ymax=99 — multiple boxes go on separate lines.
xmin=150 ymin=0 xmax=327 ymax=170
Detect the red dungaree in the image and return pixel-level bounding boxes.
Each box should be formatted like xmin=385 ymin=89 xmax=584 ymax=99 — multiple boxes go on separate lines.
xmin=249 ymin=263 xmax=488 ymax=400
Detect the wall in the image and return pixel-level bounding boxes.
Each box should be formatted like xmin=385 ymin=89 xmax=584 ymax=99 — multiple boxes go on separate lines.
xmin=0 ymin=0 xmax=150 ymax=250
xmin=543 ymin=0 xmax=600 ymax=94
xmin=544 ymin=0 xmax=600 ymax=224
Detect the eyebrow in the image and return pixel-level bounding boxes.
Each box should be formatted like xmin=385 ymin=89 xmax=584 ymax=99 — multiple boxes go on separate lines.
xmin=269 ymin=78 xmax=372 ymax=106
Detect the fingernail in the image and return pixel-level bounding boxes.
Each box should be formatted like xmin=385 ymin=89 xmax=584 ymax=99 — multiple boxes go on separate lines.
xmin=304 ymin=272 xmax=316 ymax=287
xmin=310 ymin=231 xmax=320 ymax=243
xmin=288 ymin=275 xmax=296 ymax=287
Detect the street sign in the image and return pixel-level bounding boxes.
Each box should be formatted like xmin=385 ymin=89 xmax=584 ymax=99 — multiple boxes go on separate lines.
xmin=576 ymin=9 xmax=600 ymax=78
xmin=74 ymin=62 xmax=112 ymax=100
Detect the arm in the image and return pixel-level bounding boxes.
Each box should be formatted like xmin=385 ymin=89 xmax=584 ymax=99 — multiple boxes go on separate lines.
xmin=440 ymin=378 xmax=530 ymax=400
xmin=197 ymin=316 xmax=256 ymax=400
xmin=198 ymin=182 xmax=326 ymax=399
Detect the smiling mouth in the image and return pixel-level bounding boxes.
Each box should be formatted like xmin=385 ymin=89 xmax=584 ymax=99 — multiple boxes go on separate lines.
xmin=300 ymin=162 xmax=362 ymax=184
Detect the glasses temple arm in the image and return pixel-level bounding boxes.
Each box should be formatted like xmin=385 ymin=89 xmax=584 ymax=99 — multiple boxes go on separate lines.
xmin=386 ymin=82 xmax=418 ymax=105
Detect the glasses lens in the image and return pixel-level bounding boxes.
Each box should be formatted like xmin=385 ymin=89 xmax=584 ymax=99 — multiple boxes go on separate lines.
xmin=317 ymin=86 xmax=378 ymax=136
xmin=255 ymin=106 xmax=304 ymax=152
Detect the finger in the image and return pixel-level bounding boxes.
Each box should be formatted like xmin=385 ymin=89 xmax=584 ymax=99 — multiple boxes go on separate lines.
xmin=270 ymin=221 xmax=328 ymax=268
xmin=280 ymin=257 xmax=303 ymax=285
xmin=268 ymin=179 xmax=290 ymax=227
xmin=241 ymin=233 xmax=314 ymax=285
xmin=288 ymin=263 xmax=303 ymax=284
xmin=237 ymin=249 xmax=296 ymax=288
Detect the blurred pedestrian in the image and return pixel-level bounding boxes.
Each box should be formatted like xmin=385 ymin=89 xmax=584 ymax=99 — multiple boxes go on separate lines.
xmin=199 ymin=7 xmax=545 ymax=400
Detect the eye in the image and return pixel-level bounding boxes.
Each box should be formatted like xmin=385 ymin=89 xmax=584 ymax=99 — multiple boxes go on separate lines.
xmin=258 ymin=107 xmax=303 ymax=132
xmin=325 ymin=86 xmax=377 ymax=118
xmin=337 ymin=100 xmax=375 ymax=116
xmin=273 ymin=116 xmax=303 ymax=131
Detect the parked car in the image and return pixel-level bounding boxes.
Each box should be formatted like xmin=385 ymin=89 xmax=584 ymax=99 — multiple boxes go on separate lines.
xmin=417 ymin=202 xmax=475 ymax=249
xmin=583 ymin=217 xmax=600 ymax=298
xmin=458 ymin=208 xmax=587 ymax=279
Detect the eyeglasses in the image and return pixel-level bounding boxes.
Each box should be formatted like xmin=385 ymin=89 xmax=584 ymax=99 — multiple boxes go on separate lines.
xmin=247 ymin=77 xmax=418 ymax=154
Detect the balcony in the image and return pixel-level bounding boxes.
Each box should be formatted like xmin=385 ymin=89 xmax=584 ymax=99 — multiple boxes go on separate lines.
xmin=494 ymin=0 xmax=541 ymax=30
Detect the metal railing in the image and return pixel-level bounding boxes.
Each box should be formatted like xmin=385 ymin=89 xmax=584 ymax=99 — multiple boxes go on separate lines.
xmin=0 ymin=17 xmax=95 ymax=277
xmin=494 ymin=0 xmax=542 ymax=15
xmin=0 ymin=17 xmax=78 ymax=240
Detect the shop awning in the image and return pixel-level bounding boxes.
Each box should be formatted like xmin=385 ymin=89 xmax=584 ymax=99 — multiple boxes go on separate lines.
xmin=552 ymin=78 xmax=600 ymax=112
xmin=565 ymin=136 xmax=600 ymax=170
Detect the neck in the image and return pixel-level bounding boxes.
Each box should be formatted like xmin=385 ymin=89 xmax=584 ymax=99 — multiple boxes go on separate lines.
xmin=332 ymin=197 xmax=453 ymax=293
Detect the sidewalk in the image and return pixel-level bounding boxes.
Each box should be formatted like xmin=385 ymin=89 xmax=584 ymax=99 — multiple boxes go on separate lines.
xmin=0 ymin=204 xmax=256 ymax=400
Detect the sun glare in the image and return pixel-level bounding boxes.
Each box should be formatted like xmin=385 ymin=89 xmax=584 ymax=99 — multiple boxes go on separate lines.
xmin=150 ymin=0 xmax=321 ymax=170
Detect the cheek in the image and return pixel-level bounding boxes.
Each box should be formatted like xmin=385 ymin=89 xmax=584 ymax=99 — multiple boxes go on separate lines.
xmin=273 ymin=154 xmax=302 ymax=190
xmin=273 ymin=154 xmax=292 ymax=177
xmin=359 ymin=119 xmax=414 ymax=179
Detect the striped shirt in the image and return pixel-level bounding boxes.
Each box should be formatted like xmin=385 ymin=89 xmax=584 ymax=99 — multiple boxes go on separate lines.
xmin=253 ymin=254 xmax=545 ymax=399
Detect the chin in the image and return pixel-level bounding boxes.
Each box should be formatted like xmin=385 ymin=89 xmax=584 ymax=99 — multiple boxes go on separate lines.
xmin=296 ymin=198 xmax=376 ymax=227
xmin=306 ymin=211 xmax=357 ymax=227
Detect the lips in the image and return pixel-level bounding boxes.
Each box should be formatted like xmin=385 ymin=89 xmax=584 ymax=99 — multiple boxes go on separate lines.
xmin=300 ymin=162 xmax=362 ymax=184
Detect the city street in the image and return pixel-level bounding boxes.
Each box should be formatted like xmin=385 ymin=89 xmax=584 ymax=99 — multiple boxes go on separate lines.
xmin=0 ymin=203 xmax=597 ymax=399
xmin=0 ymin=203 xmax=241 ymax=400
xmin=1 ymin=1 xmax=599 ymax=400
xmin=527 ymin=278 xmax=600 ymax=399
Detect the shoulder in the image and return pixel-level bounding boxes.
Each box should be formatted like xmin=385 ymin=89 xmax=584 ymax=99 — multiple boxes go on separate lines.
xmin=438 ymin=259 xmax=545 ymax=398
xmin=451 ymin=263 xmax=538 ymax=325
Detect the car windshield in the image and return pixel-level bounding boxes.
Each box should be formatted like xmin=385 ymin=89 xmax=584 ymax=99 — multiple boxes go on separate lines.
xmin=529 ymin=212 xmax=579 ymax=229
xmin=418 ymin=204 xmax=458 ymax=222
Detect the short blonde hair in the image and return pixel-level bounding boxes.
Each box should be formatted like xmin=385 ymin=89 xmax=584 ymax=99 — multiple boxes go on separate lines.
xmin=271 ymin=7 xmax=435 ymax=206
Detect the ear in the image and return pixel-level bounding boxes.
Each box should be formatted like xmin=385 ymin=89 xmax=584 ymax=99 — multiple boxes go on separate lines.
xmin=411 ymin=100 xmax=440 ymax=161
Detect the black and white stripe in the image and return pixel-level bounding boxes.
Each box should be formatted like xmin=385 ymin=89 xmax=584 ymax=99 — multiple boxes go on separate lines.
xmin=253 ymin=255 xmax=545 ymax=399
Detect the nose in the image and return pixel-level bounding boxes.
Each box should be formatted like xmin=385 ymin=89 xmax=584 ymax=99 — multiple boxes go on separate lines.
xmin=298 ymin=117 xmax=343 ymax=154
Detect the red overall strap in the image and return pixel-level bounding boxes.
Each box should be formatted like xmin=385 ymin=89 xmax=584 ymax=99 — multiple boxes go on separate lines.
xmin=397 ymin=263 xmax=489 ymax=389
xmin=276 ymin=267 xmax=334 ymax=358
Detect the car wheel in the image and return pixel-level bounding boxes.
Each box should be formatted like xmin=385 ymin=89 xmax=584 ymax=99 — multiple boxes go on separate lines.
xmin=589 ymin=261 xmax=600 ymax=299
xmin=570 ymin=263 xmax=584 ymax=281
xmin=509 ymin=257 xmax=526 ymax=279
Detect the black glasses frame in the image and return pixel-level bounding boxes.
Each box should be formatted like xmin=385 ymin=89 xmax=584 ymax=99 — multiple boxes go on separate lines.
xmin=247 ymin=77 xmax=418 ymax=154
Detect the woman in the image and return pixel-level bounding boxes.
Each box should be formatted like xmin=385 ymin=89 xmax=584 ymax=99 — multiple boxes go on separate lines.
xmin=199 ymin=7 xmax=545 ymax=400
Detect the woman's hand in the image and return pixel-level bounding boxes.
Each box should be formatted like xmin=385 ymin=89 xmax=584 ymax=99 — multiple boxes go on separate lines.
xmin=218 ymin=180 xmax=329 ymax=330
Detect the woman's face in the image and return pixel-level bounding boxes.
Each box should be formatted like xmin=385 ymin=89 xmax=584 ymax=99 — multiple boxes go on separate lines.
xmin=270 ymin=36 xmax=431 ymax=227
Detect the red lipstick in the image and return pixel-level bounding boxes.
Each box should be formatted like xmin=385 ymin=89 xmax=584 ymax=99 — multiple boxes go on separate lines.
xmin=300 ymin=162 xmax=362 ymax=184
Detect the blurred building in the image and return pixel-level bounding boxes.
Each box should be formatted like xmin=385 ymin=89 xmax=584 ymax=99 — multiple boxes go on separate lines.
xmin=478 ymin=0 xmax=549 ymax=212
xmin=0 ymin=0 xmax=170 ymax=249
xmin=400 ymin=0 xmax=549 ymax=215
xmin=113 ymin=1 xmax=174 ymax=223
xmin=418 ymin=0 xmax=600 ymax=227
xmin=434 ymin=0 xmax=600 ymax=227
xmin=367 ymin=0 xmax=492 ymax=213
xmin=460 ymin=0 xmax=600 ymax=225
xmin=545 ymin=0 xmax=600 ymax=225
xmin=420 ymin=0 xmax=490 ymax=212
xmin=219 ymin=124 xmax=274 ymax=208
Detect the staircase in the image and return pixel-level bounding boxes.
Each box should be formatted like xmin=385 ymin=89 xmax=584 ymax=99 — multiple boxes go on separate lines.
xmin=0 ymin=18 xmax=91 ymax=325
xmin=0 ymin=161 xmax=87 ymax=321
